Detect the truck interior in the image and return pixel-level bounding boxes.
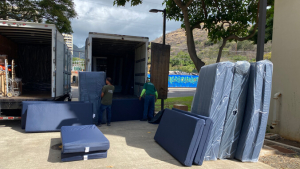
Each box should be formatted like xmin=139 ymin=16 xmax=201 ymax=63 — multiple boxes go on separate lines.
xmin=0 ymin=26 xmax=52 ymax=100
xmin=91 ymin=38 xmax=147 ymax=99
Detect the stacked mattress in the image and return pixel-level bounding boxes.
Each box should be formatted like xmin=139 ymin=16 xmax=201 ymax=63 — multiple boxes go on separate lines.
xmin=154 ymin=109 xmax=205 ymax=166
xmin=235 ymin=60 xmax=273 ymax=162
xmin=191 ymin=61 xmax=235 ymax=161
xmin=25 ymin=103 xmax=94 ymax=132
xmin=172 ymin=108 xmax=213 ymax=165
xmin=61 ymin=125 xmax=110 ymax=162
xmin=218 ymin=61 xmax=251 ymax=159
xmin=79 ymin=72 xmax=106 ymax=124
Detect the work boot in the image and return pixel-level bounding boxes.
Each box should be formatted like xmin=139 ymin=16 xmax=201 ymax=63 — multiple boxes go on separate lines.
xmin=107 ymin=123 xmax=111 ymax=126
xmin=97 ymin=124 xmax=102 ymax=127
xmin=140 ymin=119 xmax=147 ymax=121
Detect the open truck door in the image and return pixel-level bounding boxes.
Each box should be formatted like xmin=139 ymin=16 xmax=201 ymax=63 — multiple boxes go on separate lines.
xmin=55 ymin=30 xmax=65 ymax=97
xmin=134 ymin=43 xmax=148 ymax=96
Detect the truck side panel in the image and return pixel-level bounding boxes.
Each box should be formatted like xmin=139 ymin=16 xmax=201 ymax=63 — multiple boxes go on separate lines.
xmin=55 ymin=30 xmax=65 ymax=97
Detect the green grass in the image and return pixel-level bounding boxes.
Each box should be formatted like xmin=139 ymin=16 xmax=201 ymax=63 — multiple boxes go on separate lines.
xmin=155 ymin=96 xmax=194 ymax=112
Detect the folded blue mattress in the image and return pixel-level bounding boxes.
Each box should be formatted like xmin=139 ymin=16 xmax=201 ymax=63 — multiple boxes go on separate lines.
xmin=235 ymin=60 xmax=273 ymax=162
xmin=25 ymin=103 xmax=93 ymax=132
xmin=191 ymin=61 xmax=234 ymax=161
xmin=21 ymin=101 xmax=84 ymax=129
xmin=61 ymin=151 xmax=107 ymax=162
xmin=61 ymin=125 xmax=109 ymax=154
xmin=154 ymin=109 xmax=205 ymax=166
xmin=79 ymin=72 xmax=106 ymax=124
xmin=218 ymin=61 xmax=250 ymax=159
xmin=172 ymin=108 xmax=213 ymax=165
xmin=111 ymin=99 xmax=144 ymax=122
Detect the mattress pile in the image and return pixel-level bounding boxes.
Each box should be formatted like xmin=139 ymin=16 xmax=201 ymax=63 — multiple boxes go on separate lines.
xmin=23 ymin=102 xmax=94 ymax=132
xmin=218 ymin=61 xmax=251 ymax=159
xmin=235 ymin=60 xmax=273 ymax=162
xmin=191 ymin=61 xmax=235 ymax=161
xmin=60 ymin=125 xmax=110 ymax=162
xmin=154 ymin=60 xmax=273 ymax=166
xmin=154 ymin=108 xmax=210 ymax=166
xmin=79 ymin=72 xmax=106 ymax=124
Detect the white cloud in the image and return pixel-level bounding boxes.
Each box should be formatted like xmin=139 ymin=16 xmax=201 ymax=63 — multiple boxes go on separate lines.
xmin=71 ymin=0 xmax=181 ymax=47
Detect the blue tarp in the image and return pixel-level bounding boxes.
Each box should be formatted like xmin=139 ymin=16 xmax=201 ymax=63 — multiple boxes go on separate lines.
xmin=147 ymin=74 xmax=198 ymax=88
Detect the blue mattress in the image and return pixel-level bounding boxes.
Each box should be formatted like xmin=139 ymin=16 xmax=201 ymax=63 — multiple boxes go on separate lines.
xmin=79 ymin=72 xmax=106 ymax=124
xmin=172 ymin=108 xmax=213 ymax=165
xmin=235 ymin=60 xmax=273 ymax=162
xmin=21 ymin=101 xmax=84 ymax=129
xmin=25 ymin=103 xmax=94 ymax=132
xmin=111 ymin=99 xmax=144 ymax=122
xmin=61 ymin=151 xmax=107 ymax=162
xmin=61 ymin=125 xmax=110 ymax=154
xmin=218 ymin=61 xmax=251 ymax=159
xmin=154 ymin=109 xmax=205 ymax=166
xmin=191 ymin=61 xmax=235 ymax=161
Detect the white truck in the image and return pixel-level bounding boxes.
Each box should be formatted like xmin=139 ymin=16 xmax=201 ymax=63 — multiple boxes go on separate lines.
xmin=0 ymin=20 xmax=72 ymax=119
xmin=85 ymin=32 xmax=149 ymax=97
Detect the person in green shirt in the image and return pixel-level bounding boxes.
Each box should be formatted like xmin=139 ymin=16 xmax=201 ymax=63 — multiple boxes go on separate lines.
xmin=139 ymin=78 xmax=158 ymax=121
xmin=98 ymin=77 xmax=115 ymax=127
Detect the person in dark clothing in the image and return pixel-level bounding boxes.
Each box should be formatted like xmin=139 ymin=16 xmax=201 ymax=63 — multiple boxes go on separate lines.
xmin=98 ymin=77 xmax=115 ymax=127
xmin=139 ymin=78 xmax=158 ymax=121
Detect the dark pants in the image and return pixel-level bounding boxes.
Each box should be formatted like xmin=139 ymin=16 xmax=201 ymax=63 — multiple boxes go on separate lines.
xmin=98 ymin=104 xmax=112 ymax=125
xmin=143 ymin=95 xmax=155 ymax=120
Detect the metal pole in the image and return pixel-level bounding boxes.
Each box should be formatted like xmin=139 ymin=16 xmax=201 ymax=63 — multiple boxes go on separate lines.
xmin=161 ymin=9 xmax=166 ymax=111
xmin=163 ymin=9 xmax=166 ymax=45
xmin=256 ymin=0 xmax=267 ymax=61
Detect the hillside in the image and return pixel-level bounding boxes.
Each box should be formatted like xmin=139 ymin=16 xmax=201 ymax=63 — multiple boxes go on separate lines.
xmin=73 ymin=44 xmax=85 ymax=59
xmin=152 ymin=28 xmax=272 ymax=69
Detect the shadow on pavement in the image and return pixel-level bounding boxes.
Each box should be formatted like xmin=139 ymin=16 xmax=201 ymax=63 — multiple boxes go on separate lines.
xmin=47 ymin=138 xmax=62 ymax=163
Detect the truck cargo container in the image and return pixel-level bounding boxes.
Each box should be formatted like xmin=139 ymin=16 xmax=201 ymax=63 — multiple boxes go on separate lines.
xmin=0 ymin=20 xmax=71 ymax=117
xmin=85 ymin=32 xmax=148 ymax=97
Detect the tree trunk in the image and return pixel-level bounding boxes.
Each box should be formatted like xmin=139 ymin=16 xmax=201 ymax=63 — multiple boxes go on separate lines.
xmin=182 ymin=8 xmax=205 ymax=72
xmin=216 ymin=39 xmax=227 ymax=63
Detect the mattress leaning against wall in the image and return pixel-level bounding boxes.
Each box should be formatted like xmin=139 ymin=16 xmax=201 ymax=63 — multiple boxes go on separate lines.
xmin=218 ymin=61 xmax=251 ymax=159
xmin=235 ymin=60 xmax=273 ymax=162
xmin=191 ymin=61 xmax=235 ymax=161
xmin=79 ymin=72 xmax=106 ymax=124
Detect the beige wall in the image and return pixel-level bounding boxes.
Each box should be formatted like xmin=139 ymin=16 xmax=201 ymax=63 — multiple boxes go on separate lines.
xmin=268 ymin=0 xmax=300 ymax=142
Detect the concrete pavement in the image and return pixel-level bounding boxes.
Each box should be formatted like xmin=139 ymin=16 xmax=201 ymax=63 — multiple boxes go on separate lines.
xmin=0 ymin=120 xmax=273 ymax=169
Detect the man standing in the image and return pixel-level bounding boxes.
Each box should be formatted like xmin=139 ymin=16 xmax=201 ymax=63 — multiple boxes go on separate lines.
xmin=139 ymin=78 xmax=158 ymax=121
xmin=98 ymin=77 xmax=114 ymax=127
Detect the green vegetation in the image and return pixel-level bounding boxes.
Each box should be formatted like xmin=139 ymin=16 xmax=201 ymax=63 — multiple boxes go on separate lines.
xmin=0 ymin=0 xmax=77 ymax=34
xmin=170 ymin=51 xmax=196 ymax=73
xmin=155 ymin=96 xmax=194 ymax=112
xmin=72 ymin=57 xmax=84 ymax=62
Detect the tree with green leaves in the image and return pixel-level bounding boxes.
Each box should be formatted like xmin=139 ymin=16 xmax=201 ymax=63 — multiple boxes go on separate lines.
xmin=113 ymin=0 xmax=272 ymax=70
xmin=0 ymin=0 xmax=77 ymax=34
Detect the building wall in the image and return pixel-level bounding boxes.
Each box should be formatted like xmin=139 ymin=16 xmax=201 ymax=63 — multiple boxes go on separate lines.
xmin=62 ymin=34 xmax=73 ymax=55
xmin=268 ymin=0 xmax=300 ymax=142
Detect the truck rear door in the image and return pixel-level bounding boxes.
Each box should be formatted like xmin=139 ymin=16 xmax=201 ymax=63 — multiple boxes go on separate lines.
xmin=134 ymin=43 xmax=147 ymax=96
xmin=55 ymin=31 xmax=65 ymax=97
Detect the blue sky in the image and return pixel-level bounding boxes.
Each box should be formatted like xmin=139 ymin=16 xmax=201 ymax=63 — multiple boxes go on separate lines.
xmin=71 ymin=0 xmax=182 ymax=47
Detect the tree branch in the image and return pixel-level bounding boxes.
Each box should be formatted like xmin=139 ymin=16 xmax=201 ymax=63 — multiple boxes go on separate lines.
xmin=186 ymin=0 xmax=194 ymax=7
xmin=201 ymin=0 xmax=208 ymax=18
xmin=173 ymin=0 xmax=185 ymax=8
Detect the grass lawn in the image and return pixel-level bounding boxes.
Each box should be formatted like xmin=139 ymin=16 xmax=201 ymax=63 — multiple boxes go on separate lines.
xmin=155 ymin=96 xmax=194 ymax=112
